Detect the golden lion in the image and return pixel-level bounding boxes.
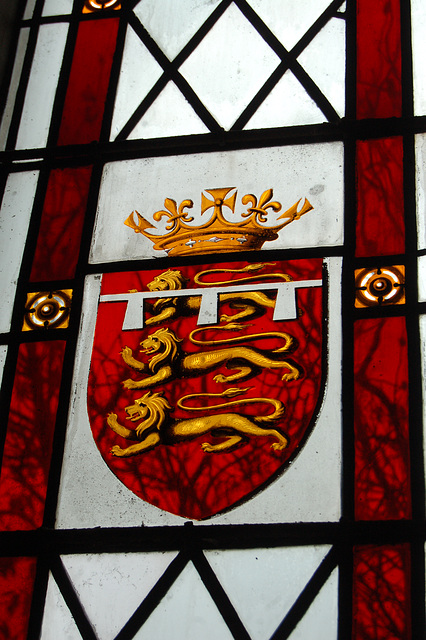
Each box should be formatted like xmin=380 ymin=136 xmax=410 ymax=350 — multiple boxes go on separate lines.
xmin=144 ymin=264 xmax=292 ymax=325
xmin=107 ymin=391 xmax=288 ymax=457
xmin=121 ymin=326 xmax=301 ymax=390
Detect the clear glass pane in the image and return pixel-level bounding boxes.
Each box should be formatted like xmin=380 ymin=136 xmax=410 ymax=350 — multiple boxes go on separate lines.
xmin=297 ymin=18 xmax=346 ymax=117
xmin=205 ymin=546 xmax=331 ymax=640
xmin=416 ymin=133 xmax=426 ymax=249
xmin=40 ymin=573 xmax=82 ymax=640
xmin=16 ymin=23 xmax=68 ymax=150
xmin=180 ymin=3 xmax=280 ymax=130
xmin=62 ymin=552 xmax=178 ymax=640
xmin=411 ymin=0 xmax=426 ymax=116
xmin=0 ymin=345 xmax=7 ymax=387
xmin=42 ymin=0 xmax=74 ymax=16
xmin=0 ymin=28 xmax=30 ymax=150
xmin=110 ymin=24 xmax=163 ymax=140
xmin=288 ymin=568 xmax=338 ymax=639
xmin=245 ymin=69 xmax=325 ymax=130
xmin=0 ymin=171 xmax=39 ymax=333
xmin=134 ymin=562 xmax=234 ymax=640
xmin=247 ymin=0 xmax=332 ymax=51
xmin=133 ymin=0 xmax=222 ymax=61
xmin=418 ymin=255 xmax=426 ymax=301
xmin=128 ymin=81 xmax=209 ymax=140
xmin=23 ymin=0 xmax=37 ymax=19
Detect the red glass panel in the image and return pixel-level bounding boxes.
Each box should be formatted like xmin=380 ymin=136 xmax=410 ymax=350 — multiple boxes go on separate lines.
xmin=356 ymin=0 xmax=402 ymax=119
xmin=354 ymin=317 xmax=410 ymax=520
xmin=0 ymin=341 xmax=66 ymax=530
xmin=352 ymin=544 xmax=411 ymax=640
xmin=0 ymin=557 xmax=37 ymax=640
xmin=30 ymin=167 xmax=92 ymax=282
xmin=58 ymin=19 xmax=119 ymax=145
xmin=356 ymin=138 xmax=404 ymax=257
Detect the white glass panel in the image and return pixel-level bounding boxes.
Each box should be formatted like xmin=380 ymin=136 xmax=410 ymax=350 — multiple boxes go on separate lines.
xmin=40 ymin=573 xmax=82 ymax=640
xmin=0 ymin=171 xmax=39 ymax=334
xmin=419 ymin=255 xmax=426 ymax=302
xmin=110 ymin=25 xmax=163 ymax=140
xmin=128 ymin=81 xmax=209 ymax=140
xmin=297 ymin=18 xmax=345 ymax=117
xmin=0 ymin=28 xmax=30 ymax=151
xmin=134 ymin=562 xmax=234 ymax=640
xmin=56 ymin=258 xmax=341 ymax=528
xmin=245 ymin=70 xmax=325 ymax=130
xmin=134 ymin=0 xmax=221 ymax=61
xmin=416 ymin=133 xmax=426 ymax=249
xmin=412 ymin=0 xmax=426 ymax=116
xmin=247 ymin=0 xmax=332 ymax=51
xmin=0 ymin=346 xmax=7 ymax=387
xmin=180 ymin=4 xmax=280 ymax=130
xmin=205 ymin=546 xmax=331 ymax=640
xmin=62 ymin=552 xmax=177 ymax=640
xmin=16 ymin=23 xmax=68 ymax=150
xmin=23 ymin=0 xmax=37 ymax=19
xmin=288 ymin=568 xmax=338 ymax=640
xmin=42 ymin=0 xmax=73 ymax=16
xmin=90 ymin=143 xmax=343 ymax=264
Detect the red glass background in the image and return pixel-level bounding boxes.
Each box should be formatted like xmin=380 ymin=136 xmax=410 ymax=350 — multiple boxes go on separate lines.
xmin=30 ymin=167 xmax=92 ymax=282
xmin=0 ymin=341 xmax=66 ymax=530
xmin=356 ymin=0 xmax=402 ymax=119
xmin=87 ymin=260 xmax=324 ymax=519
xmin=0 ymin=557 xmax=37 ymax=640
xmin=352 ymin=545 xmax=411 ymax=640
xmin=355 ymin=138 xmax=405 ymax=258
xmin=354 ymin=317 xmax=410 ymax=520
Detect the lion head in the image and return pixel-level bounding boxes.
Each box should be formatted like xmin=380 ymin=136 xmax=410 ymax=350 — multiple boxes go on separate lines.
xmin=140 ymin=327 xmax=182 ymax=373
xmin=126 ymin=391 xmax=172 ymax=436
xmin=147 ymin=269 xmax=188 ymax=292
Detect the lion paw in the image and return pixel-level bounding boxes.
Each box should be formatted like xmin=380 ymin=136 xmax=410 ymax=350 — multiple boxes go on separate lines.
xmin=271 ymin=441 xmax=288 ymax=451
xmin=281 ymin=370 xmax=300 ymax=382
xmin=110 ymin=445 xmax=124 ymax=456
xmin=201 ymin=442 xmax=214 ymax=453
xmin=121 ymin=346 xmax=133 ymax=362
xmin=123 ymin=378 xmax=138 ymax=389
xmin=213 ymin=374 xmax=227 ymax=384
xmin=219 ymin=314 xmax=234 ymax=323
xmin=107 ymin=413 xmax=118 ymax=427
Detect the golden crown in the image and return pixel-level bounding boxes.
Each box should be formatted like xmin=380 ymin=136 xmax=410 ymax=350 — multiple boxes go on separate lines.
xmin=124 ymin=187 xmax=313 ymax=257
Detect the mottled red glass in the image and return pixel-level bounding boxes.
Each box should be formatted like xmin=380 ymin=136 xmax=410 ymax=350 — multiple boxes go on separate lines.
xmin=0 ymin=557 xmax=37 ymax=640
xmin=352 ymin=545 xmax=411 ymax=640
xmin=354 ymin=317 xmax=410 ymax=520
xmin=88 ymin=260 xmax=323 ymax=519
xmin=356 ymin=138 xmax=404 ymax=257
xmin=356 ymin=0 xmax=402 ymax=118
xmin=58 ymin=19 xmax=119 ymax=145
xmin=30 ymin=167 xmax=92 ymax=282
xmin=0 ymin=341 xmax=66 ymax=530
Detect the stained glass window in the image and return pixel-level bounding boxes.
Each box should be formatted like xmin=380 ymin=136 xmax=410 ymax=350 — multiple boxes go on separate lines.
xmin=0 ymin=0 xmax=424 ymax=638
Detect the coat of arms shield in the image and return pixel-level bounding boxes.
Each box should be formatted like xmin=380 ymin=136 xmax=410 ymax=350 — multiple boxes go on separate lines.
xmin=87 ymin=259 xmax=325 ymax=519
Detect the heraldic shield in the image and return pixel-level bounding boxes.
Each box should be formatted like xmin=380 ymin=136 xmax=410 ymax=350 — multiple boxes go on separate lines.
xmin=87 ymin=259 xmax=325 ymax=520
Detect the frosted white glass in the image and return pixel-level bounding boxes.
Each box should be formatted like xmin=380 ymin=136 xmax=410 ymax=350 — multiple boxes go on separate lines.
xmin=298 ymin=18 xmax=345 ymax=117
xmin=62 ymin=552 xmax=177 ymax=640
xmin=128 ymin=81 xmax=209 ymax=140
xmin=16 ymin=23 xmax=68 ymax=150
xmin=247 ymin=0 xmax=331 ymax=51
xmin=55 ymin=258 xmax=341 ymax=528
xmin=0 ymin=28 xmax=30 ymax=151
xmin=245 ymin=70 xmax=325 ymax=130
xmin=0 ymin=346 xmax=7 ymax=387
xmin=133 ymin=0 xmax=221 ymax=61
xmin=205 ymin=546 xmax=331 ymax=640
xmin=134 ymin=562 xmax=234 ymax=640
xmin=42 ymin=0 xmax=73 ymax=16
xmin=416 ymin=133 xmax=426 ymax=249
xmin=23 ymin=0 xmax=37 ymax=19
xmin=288 ymin=568 xmax=338 ymax=640
xmin=412 ymin=0 xmax=426 ymax=116
xmin=90 ymin=143 xmax=343 ymax=264
xmin=0 ymin=171 xmax=39 ymax=333
xmin=110 ymin=25 xmax=163 ymax=140
xmin=40 ymin=573 xmax=82 ymax=640
xmin=419 ymin=255 xmax=426 ymax=302
xmin=180 ymin=4 xmax=280 ymax=130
